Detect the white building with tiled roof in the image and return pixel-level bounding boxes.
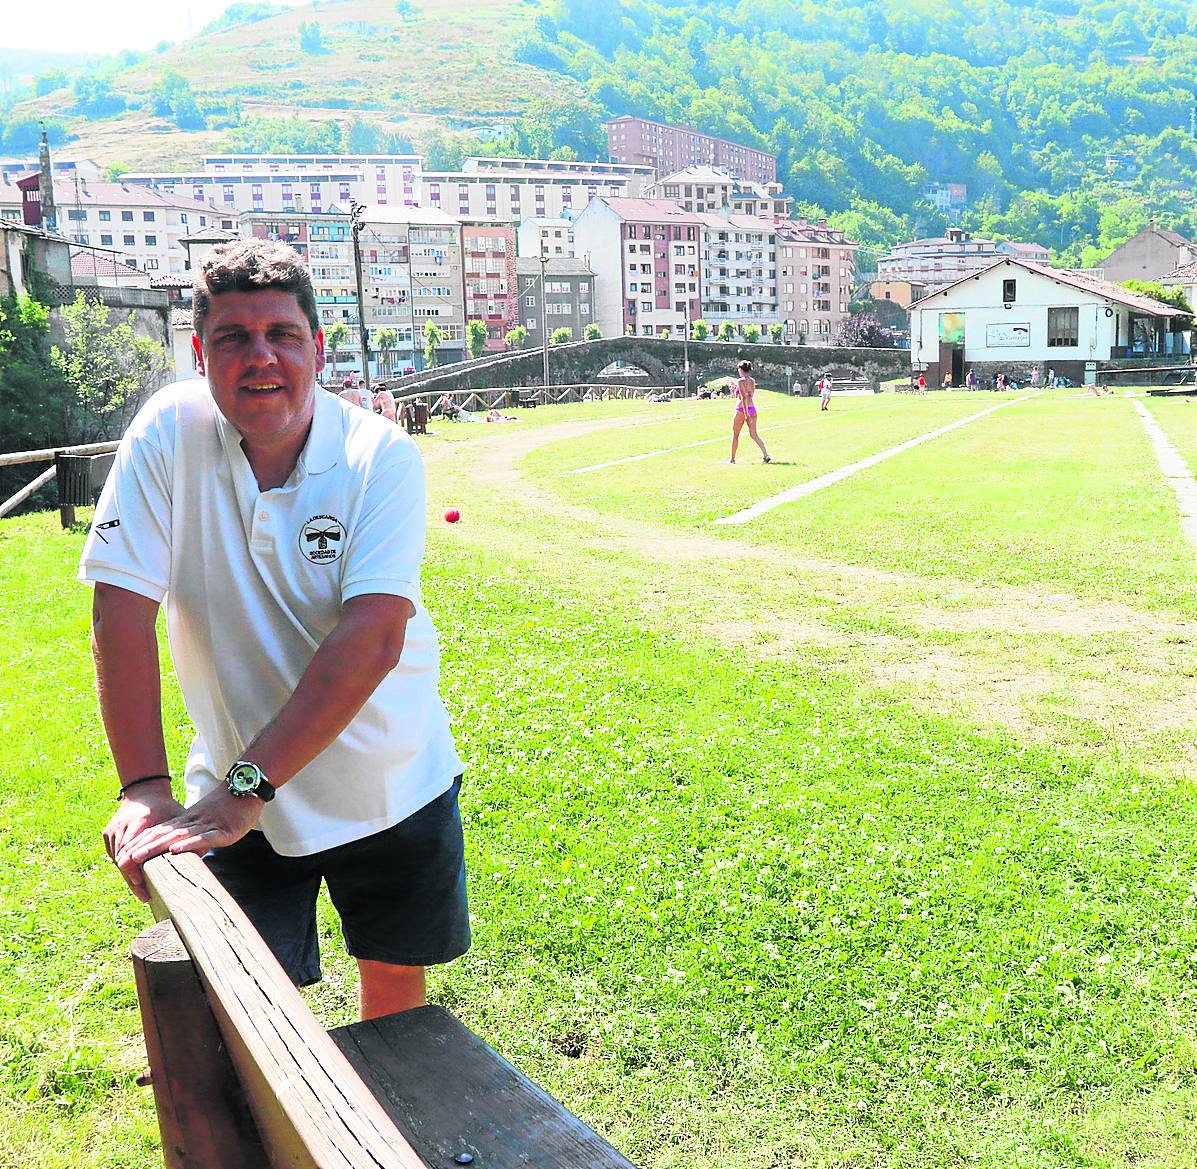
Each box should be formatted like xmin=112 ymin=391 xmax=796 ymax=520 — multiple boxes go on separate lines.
xmin=3 ymin=178 xmax=234 ymax=276
xmin=911 ymin=257 xmax=1191 ymax=386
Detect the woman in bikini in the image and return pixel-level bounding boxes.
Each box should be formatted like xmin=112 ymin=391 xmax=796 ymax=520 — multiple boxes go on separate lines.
xmin=730 ymin=359 xmax=771 ymax=464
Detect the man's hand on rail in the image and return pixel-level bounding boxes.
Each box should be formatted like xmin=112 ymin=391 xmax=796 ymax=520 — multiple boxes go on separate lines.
xmin=112 ymin=787 xmax=264 ymax=902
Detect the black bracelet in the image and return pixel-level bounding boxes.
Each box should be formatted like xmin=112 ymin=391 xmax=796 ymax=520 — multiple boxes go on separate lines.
xmin=116 ymin=774 xmax=172 ymax=801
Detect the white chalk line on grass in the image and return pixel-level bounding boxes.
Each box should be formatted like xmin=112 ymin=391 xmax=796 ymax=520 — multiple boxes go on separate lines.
xmin=568 ymin=401 xmax=896 ymax=475
xmin=1132 ymin=399 xmax=1197 ymax=548
xmin=714 ymin=395 xmax=1037 ymax=525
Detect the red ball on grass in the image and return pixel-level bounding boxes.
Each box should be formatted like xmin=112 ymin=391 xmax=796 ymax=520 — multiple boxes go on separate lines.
xmin=444 ymin=508 xmax=461 ymax=523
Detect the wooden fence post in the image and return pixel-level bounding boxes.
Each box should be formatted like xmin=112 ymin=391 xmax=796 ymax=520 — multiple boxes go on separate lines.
xmin=131 ymin=920 xmax=267 ymax=1168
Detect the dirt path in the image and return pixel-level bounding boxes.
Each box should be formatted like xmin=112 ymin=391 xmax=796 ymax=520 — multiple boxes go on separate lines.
xmin=423 ymin=414 xmax=1197 ymax=775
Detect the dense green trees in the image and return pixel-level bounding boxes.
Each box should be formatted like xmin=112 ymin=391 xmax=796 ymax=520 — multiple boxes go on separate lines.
xmin=534 ymin=0 xmax=1197 ymax=264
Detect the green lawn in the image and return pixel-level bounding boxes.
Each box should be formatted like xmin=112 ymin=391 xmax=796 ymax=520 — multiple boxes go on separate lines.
xmin=4 ymin=390 xmax=1197 ymax=1167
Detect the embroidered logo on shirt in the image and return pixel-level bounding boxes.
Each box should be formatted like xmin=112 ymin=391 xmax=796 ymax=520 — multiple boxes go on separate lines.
xmin=300 ymin=515 xmax=345 ymax=563
xmin=94 ymin=518 xmax=121 ymax=544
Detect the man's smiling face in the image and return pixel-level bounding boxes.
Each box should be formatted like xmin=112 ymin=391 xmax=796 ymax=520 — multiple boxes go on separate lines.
xmin=193 ymin=288 xmax=326 ymax=454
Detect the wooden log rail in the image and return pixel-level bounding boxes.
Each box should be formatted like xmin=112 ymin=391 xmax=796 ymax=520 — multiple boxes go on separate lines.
xmin=135 ymin=853 xmax=639 ymax=1168
xmin=0 ymin=441 xmax=120 ymax=522
xmin=391 ymin=383 xmax=686 ymax=416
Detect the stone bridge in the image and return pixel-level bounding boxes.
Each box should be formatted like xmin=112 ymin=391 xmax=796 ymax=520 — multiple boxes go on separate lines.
xmin=386 ymin=337 xmax=910 ymax=396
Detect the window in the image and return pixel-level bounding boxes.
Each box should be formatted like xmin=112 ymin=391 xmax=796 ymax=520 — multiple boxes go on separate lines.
xmin=145 ymin=234 xmax=157 ymax=246
xmin=101 ymin=234 xmax=113 ymax=246
xmin=1047 ymin=306 xmax=1079 ymax=347
xmin=1002 ymin=277 xmax=1017 ymax=303
xmin=124 ymin=234 xmax=136 ymax=245
xmin=145 ymin=259 xmax=159 ymax=270
xmin=143 ymin=211 xmax=156 ymax=222
xmin=121 ymin=211 xmax=134 ymax=222
xmin=525 ymin=295 xmax=536 ymax=307
xmin=99 ymin=210 xmax=111 ymax=222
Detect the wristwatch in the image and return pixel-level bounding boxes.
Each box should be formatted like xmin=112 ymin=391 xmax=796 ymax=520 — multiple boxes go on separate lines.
xmin=225 ymin=760 xmax=276 ymax=802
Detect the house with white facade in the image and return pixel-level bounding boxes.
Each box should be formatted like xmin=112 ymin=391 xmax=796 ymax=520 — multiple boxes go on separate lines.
xmin=516 ymin=217 xmax=575 ymax=259
xmin=571 ymin=197 xmax=702 ymax=338
xmin=697 ymin=213 xmax=779 ymax=332
xmin=910 ymin=258 xmax=1191 ymax=386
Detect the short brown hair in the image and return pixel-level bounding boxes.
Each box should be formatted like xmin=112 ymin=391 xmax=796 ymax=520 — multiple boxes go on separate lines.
xmin=193 ymin=238 xmax=319 ymax=339
xmin=738 ymin=360 xmax=752 ymax=374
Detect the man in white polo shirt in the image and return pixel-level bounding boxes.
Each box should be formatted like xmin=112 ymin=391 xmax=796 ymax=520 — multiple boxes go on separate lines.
xmin=80 ymin=238 xmax=467 ymax=1019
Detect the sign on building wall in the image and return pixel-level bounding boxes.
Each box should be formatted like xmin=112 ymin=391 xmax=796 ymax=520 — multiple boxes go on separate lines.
xmin=985 ymin=322 xmax=1031 ymax=347
xmin=938 ymin=312 xmax=965 ymax=344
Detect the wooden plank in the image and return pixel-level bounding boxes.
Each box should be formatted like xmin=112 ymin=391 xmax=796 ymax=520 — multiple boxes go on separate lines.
xmin=131 ymin=920 xmax=268 ymax=1168
xmin=330 ymin=1006 xmax=638 ymax=1169
xmin=0 ymin=439 xmax=119 ymax=468
xmin=0 ymin=464 xmax=56 ymax=520
xmin=143 ymin=853 xmax=424 ymax=1169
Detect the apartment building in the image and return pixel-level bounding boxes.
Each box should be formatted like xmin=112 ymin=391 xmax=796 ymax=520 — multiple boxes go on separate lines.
xmin=516 ymin=257 xmax=595 ymax=347
xmin=462 ymin=222 xmax=518 ymax=351
xmin=516 ymin=217 xmax=575 ymax=258
xmin=648 ymin=166 xmax=734 ymax=213
xmin=123 ymin=154 xmax=422 ymax=218
xmin=8 ymin=176 xmax=231 ymax=275
xmin=465 ymin=156 xmax=653 ymax=194
xmin=697 ymin=214 xmax=780 ymax=331
xmin=606 ymin=116 xmax=777 ymax=184
xmin=241 ymin=210 xmax=358 ymax=364
xmin=877 ymin=227 xmax=1001 ymax=290
xmin=419 ymin=168 xmax=631 ymax=225
xmin=648 ymin=165 xmax=792 ymax=220
xmin=360 ymin=204 xmax=467 ymax=369
xmin=572 ymin=197 xmax=703 ymax=338
xmin=775 ymin=218 xmax=859 ymax=340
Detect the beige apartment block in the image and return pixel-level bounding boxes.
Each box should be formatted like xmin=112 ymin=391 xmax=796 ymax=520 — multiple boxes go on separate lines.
xmin=516 ymin=217 xmax=575 ymax=258
xmin=774 ymin=219 xmax=859 ymax=341
xmin=360 ymin=204 xmax=467 ymax=368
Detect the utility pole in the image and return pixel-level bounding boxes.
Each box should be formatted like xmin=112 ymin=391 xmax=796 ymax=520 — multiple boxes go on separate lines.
xmin=539 ymin=242 xmax=550 ymax=398
xmin=683 ymin=298 xmax=691 ymax=397
xmin=349 ymin=200 xmax=371 ymax=393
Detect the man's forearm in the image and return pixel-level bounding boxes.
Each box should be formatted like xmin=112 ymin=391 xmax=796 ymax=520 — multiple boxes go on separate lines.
xmin=241 ymin=594 xmax=411 ymax=787
xmin=92 ymin=584 xmax=169 ymax=788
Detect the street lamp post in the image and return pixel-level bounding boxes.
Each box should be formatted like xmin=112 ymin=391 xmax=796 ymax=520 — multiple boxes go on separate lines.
xmin=349 ymin=200 xmax=372 ymax=394
xmin=539 ymin=243 xmax=550 ymax=399
xmin=683 ymin=298 xmax=691 ymax=397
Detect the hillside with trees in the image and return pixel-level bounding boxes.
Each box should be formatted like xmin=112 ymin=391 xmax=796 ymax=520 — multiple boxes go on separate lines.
xmin=1 ymin=0 xmax=1194 ymax=264
xmin=525 ymin=0 xmax=1197 ymax=267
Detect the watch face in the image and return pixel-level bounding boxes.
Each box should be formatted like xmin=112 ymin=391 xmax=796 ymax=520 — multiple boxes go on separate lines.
xmin=227 ymin=762 xmax=262 ymax=795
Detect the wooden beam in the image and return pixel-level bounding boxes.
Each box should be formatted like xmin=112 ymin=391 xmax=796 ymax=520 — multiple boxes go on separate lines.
xmin=0 ymin=440 xmax=119 ymax=468
xmin=0 ymin=464 xmax=56 ymax=520
xmin=143 ymin=853 xmax=425 ymax=1169
xmin=131 ymin=921 xmax=268 ymax=1168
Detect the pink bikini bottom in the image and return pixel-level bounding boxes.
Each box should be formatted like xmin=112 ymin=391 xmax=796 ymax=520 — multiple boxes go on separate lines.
xmin=736 ymin=404 xmax=757 ymax=417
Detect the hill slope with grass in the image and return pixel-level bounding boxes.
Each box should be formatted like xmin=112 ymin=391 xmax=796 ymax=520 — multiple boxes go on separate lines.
xmin=2 ymin=0 xmax=583 ymax=170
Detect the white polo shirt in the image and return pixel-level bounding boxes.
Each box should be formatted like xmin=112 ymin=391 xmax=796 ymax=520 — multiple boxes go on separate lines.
xmin=79 ymin=380 xmax=463 ymax=856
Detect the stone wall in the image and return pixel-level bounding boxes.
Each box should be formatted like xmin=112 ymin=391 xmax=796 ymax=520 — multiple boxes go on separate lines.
xmin=387 ymin=337 xmax=909 ymax=396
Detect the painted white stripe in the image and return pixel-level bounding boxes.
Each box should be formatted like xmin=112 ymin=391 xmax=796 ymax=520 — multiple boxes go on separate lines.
xmin=1132 ymin=400 xmax=1197 ymax=547
xmin=714 ymin=395 xmax=1036 ymax=525
xmin=568 ymin=402 xmax=896 ymax=475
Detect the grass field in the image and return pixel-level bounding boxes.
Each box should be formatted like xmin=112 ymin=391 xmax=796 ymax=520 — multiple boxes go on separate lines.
xmin=4 ymin=389 xmax=1197 ymax=1167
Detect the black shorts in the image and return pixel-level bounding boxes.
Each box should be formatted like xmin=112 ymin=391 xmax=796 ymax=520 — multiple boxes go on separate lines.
xmin=204 ymin=776 xmax=470 ymax=986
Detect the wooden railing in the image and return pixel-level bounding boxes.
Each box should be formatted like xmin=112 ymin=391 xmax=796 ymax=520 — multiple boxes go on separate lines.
xmin=391 ymin=383 xmax=685 ymax=415
xmin=0 ymin=441 xmax=120 ymax=522
xmin=135 ymin=852 xmax=638 ymax=1168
